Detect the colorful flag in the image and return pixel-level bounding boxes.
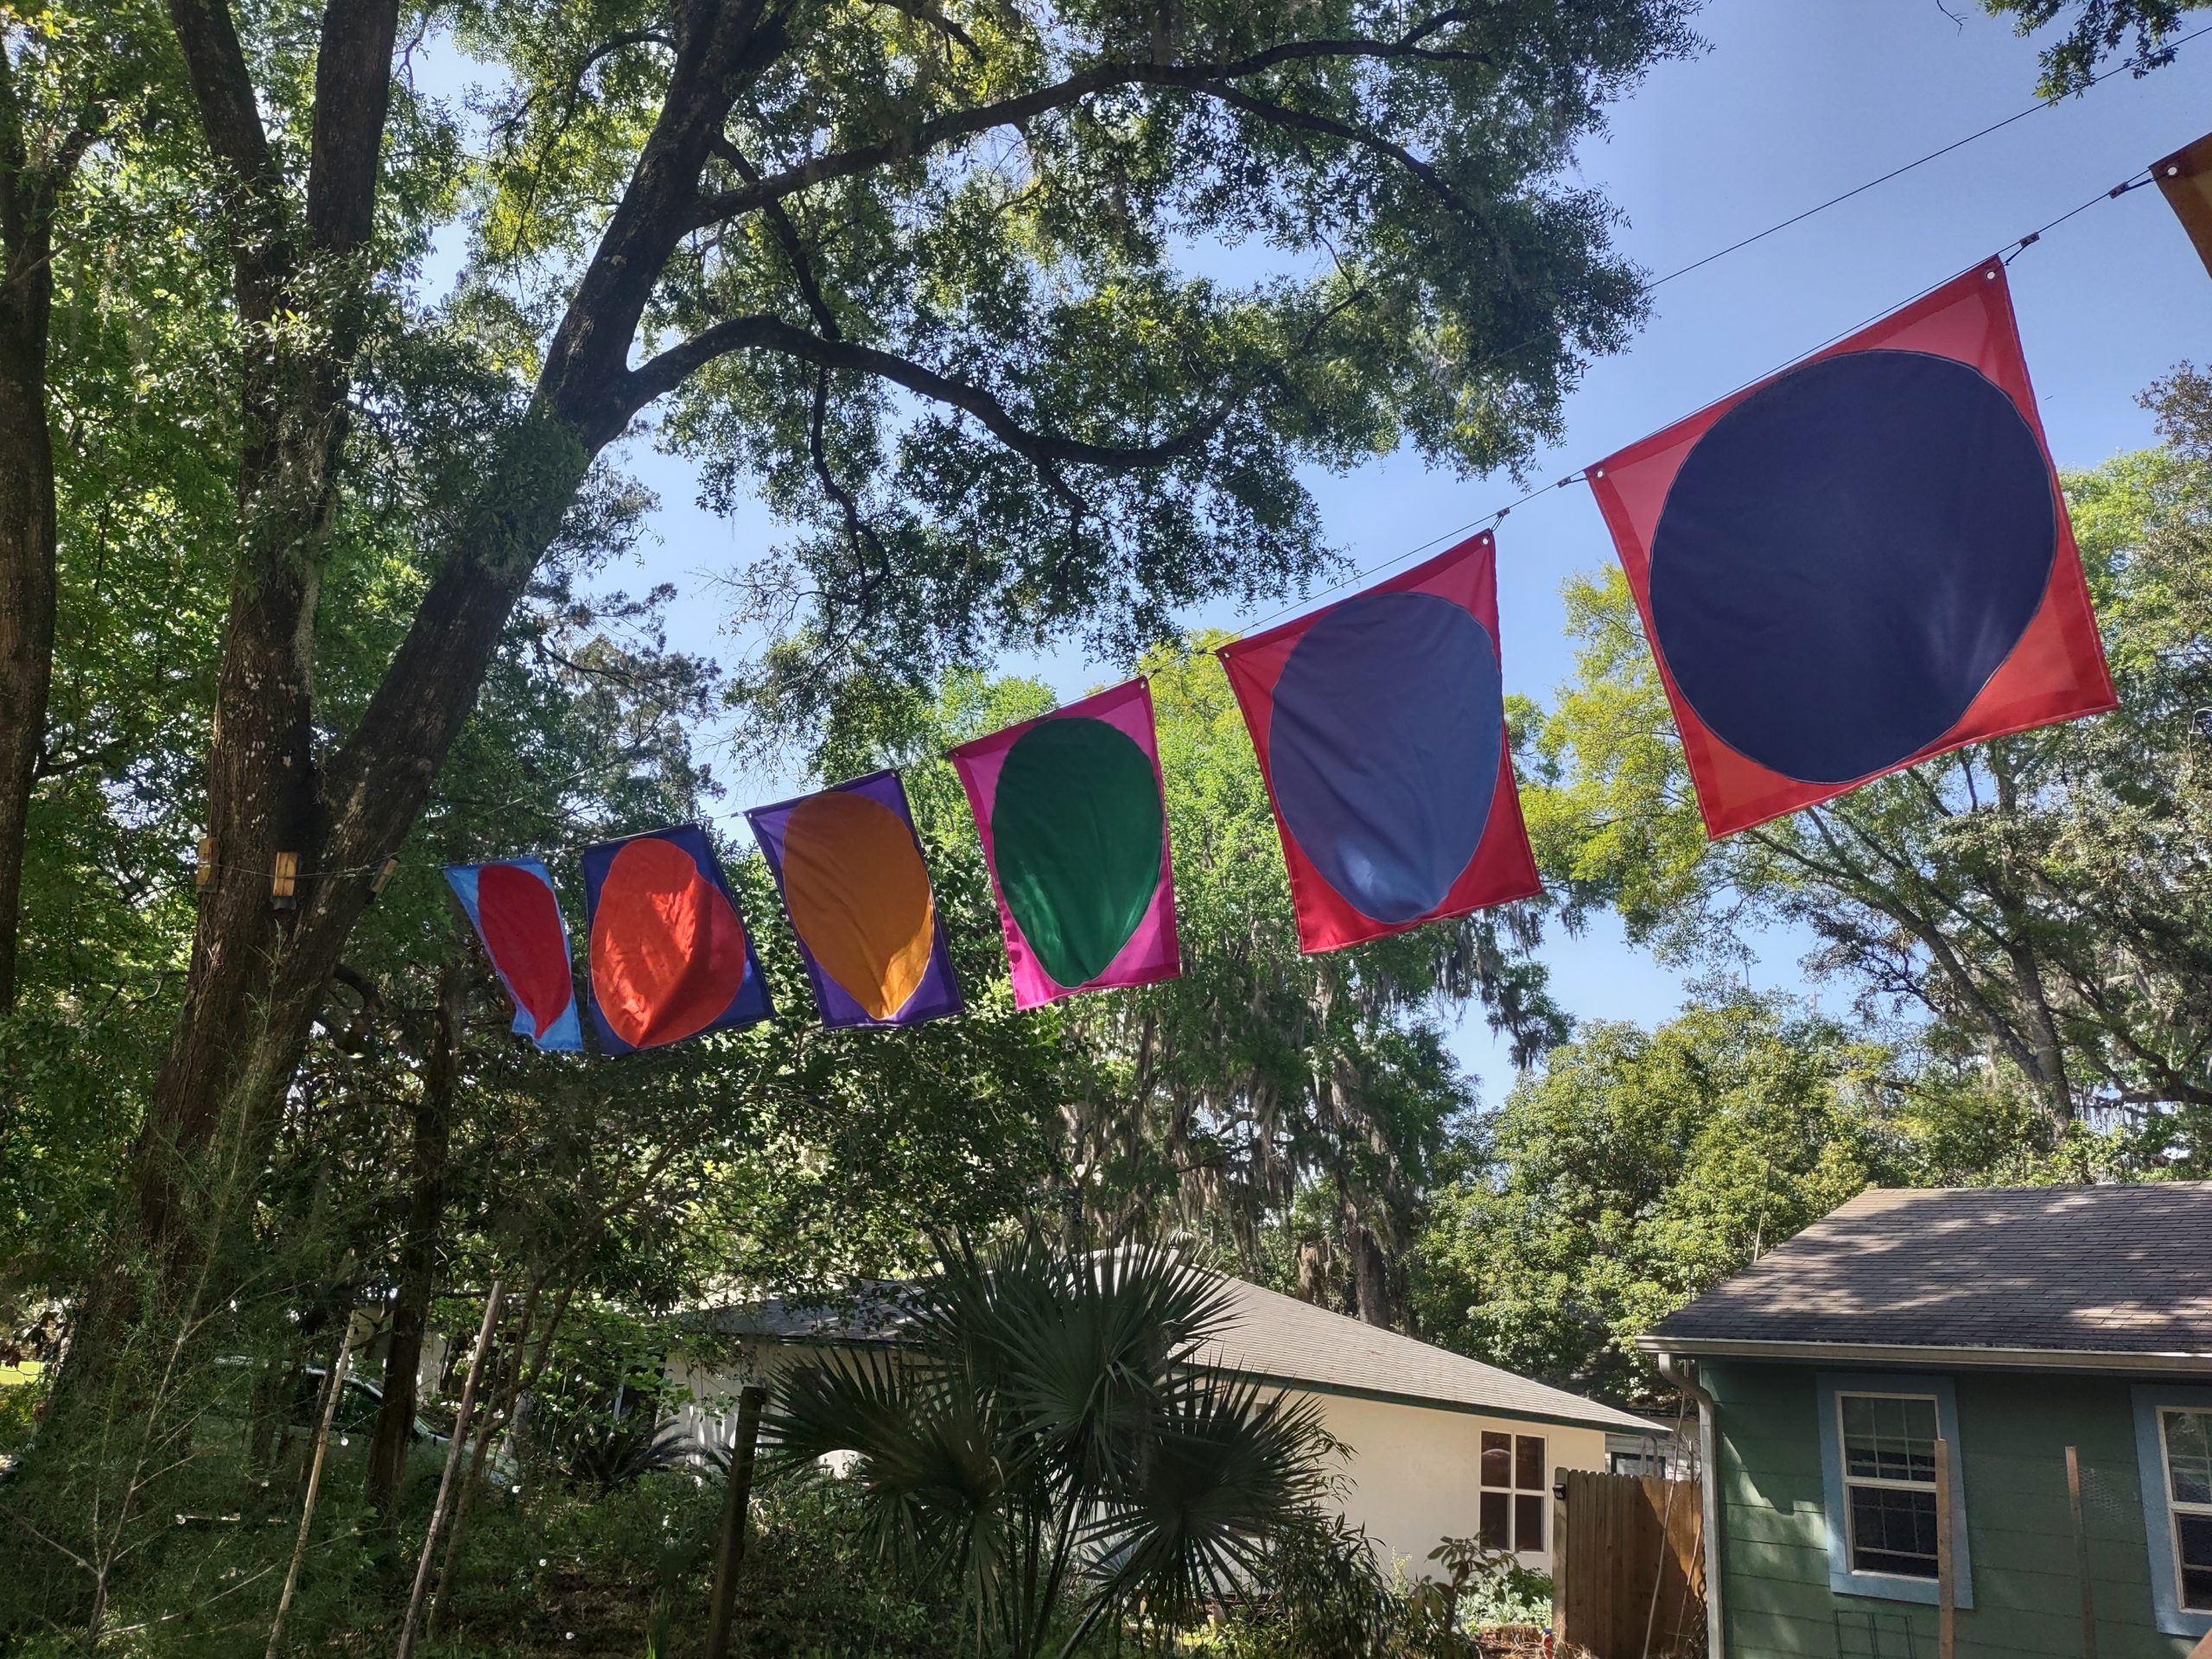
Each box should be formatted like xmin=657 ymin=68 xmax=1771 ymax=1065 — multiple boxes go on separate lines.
xmin=948 ymin=679 xmax=1179 ymax=1009
xmin=580 ymin=823 xmax=772 ymax=1054
xmin=2153 ymin=130 xmax=2212 ymax=283
xmin=746 ymin=771 xmax=962 ymax=1029
xmin=1218 ymin=531 xmax=1541 ymax=954
xmin=1587 ymin=258 xmax=2115 ymax=839
xmin=443 ymin=858 xmax=583 ymax=1052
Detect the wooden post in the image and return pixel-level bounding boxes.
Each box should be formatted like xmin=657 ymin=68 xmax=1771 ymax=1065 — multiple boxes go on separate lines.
xmin=1550 ymin=1468 xmax=1568 ymax=1644
xmin=1935 ymin=1434 xmax=1956 ymax=1659
xmin=395 ymin=1280 xmax=501 ymax=1659
xmin=703 ymin=1384 xmax=770 ymax=1659
xmin=265 ymin=1320 xmax=358 ymax=1659
xmin=2067 ymin=1446 xmax=2098 ymax=1659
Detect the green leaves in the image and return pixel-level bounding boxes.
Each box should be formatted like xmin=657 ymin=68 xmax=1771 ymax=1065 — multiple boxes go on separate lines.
xmin=1411 ymin=993 xmax=1906 ymax=1402
xmin=1980 ymin=0 xmax=2203 ymax=95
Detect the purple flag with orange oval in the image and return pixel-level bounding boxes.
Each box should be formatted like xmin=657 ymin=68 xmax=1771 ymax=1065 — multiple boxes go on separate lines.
xmin=746 ymin=771 xmax=961 ymax=1029
xmin=443 ymin=858 xmax=584 ymax=1052
xmin=580 ymin=823 xmax=773 ymax=1055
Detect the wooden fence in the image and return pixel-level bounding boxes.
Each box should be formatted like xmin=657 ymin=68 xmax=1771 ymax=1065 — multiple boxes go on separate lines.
xmin=1551 ymin=1468 xmax=1707 ymax=1659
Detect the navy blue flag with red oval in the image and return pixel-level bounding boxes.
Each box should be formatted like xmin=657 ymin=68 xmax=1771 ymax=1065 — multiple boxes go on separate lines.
xmin=1218 ymin=530 xmax=1541 ymax=954
xmin=1588 ymin=258 xmax=2115 ymax=839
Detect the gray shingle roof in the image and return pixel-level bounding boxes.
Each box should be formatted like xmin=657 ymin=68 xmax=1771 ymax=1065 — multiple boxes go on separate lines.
xmin=1647 ymin=1183 xmax=2212 ymax=1357
xmin=1191 ymin=1275 xmax=1649 ymax=1432
xmin=696 ymin=1270 xmax=1645 ymax=1431
xmin=696 ymin=1281 xmax=913 ymax=1342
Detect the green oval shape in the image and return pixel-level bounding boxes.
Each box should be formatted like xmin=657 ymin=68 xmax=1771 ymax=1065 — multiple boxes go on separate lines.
xmin=991 ymin=715 xmax=1164 ymax=988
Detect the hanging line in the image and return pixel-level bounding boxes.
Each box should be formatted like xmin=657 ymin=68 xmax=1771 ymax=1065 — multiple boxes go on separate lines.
xmin=1639 ymin=22 xmax=2212 ymax=294
xmin=207 ymin=160 xmax=2164 ymax=895
xmin=1215 ymin=153 xmax=2161 ymax=647
xmin=211 ymin=48 xmax=2204 ymax=892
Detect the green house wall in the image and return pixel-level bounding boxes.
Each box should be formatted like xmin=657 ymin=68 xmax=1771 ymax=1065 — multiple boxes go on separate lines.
xmin=1706 ymin=1360 xmax=2199 ymax=1659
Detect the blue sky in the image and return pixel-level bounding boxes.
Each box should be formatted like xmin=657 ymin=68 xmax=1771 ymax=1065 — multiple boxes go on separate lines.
xmin=518 ymin=1 xmax=2212 ymax=1098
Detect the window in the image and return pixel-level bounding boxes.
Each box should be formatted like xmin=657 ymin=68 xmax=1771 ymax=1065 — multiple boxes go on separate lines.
xmin=2133 ymin=1385 xmax=2212 ymax=1640
xmin=2160 ymin=1409 xmax=2212 ymax=1612
xmin=1815 ymin=1373 xmax=1972 ymax=1607
xmin=1478 ymin=1430 xmax=1547 ymax=1554
xmin=1839 ymin=1393 xmax=1941 ymax=1579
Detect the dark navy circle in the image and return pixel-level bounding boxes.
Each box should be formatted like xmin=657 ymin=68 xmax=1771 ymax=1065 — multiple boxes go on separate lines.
xmin=1649 ymin=349 xmax=2055 ymax=785
xmin=1268 ymin=592 xmax=1501 ymax=925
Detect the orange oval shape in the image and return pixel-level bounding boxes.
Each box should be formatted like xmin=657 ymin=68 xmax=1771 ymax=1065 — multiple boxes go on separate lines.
xmin=782 ymin=790 xmax=936 ymax=1020
xmin=590 ymin=836 xmax=749 ymax=1048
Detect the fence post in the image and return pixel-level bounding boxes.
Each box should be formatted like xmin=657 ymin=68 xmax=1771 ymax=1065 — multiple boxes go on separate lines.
xmin=2066 ymin=1445 xmax=2097 ymax=1659
xmin=1935 ymin=1435 xmax=1956 ymax=1659
xmin=1551 ymin=1468 xmax=1569 ymax=1643
xmin=704 ymin=1383 xmax=769 ymax=1659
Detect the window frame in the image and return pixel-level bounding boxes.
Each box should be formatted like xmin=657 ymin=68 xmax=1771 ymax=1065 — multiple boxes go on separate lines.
xmin=1815 ymin=1372 xmax=1973 ymax=1607
xmin=2130 ymin=1383 xmax=2212 ymax=1640
xmin=1478 ymin=1427 xmax=1548 ymax=1556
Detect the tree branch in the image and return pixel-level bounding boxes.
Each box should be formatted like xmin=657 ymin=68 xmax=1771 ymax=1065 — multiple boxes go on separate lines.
xmin=162 ymin=0 xmax=279 ymax=197
xmin=863 ymin=0 xmax=981 ymax=62
xmin=164 ymin=0 xmax=290 ymax=315
xmin=688 ymin=16 xmax=1494 ymax=230
xmin=1189 ymin=77 xmax=1476 ymax=214
xmin=625 ymin=313 xmax=1228 ymax=474
xmin=305 ymin=0 xmax=403 ymax=257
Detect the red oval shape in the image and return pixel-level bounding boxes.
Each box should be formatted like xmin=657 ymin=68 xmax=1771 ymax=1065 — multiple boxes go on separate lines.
xmin=590 ymin=837 xmax=749 ymax=1048
xmin=476 ymin=862 xmax=574 ymax=1039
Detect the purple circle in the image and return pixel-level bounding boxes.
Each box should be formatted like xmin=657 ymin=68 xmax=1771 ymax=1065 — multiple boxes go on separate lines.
xmin=1650 ymin=349 xmax=2055 ymax=785
xmin=1268 ymin=592 xmax=1501 ymax=925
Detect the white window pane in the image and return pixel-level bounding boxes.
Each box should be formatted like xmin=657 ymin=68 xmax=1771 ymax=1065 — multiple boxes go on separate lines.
xmin=2178 ymin=1512 xmax=2212 ymax=1612
xmin=1842 ymin=1394 xmax=1937 ymax=1484
xmin=2166 ymin=1408 xmax=2212 ymax=1507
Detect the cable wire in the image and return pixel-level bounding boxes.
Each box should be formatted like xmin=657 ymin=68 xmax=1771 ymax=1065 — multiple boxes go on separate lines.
xmin=1210 ymin=29 xmax=2210 ymax=645
xmin=1640 ymin=22 xmax=2211 ymax=292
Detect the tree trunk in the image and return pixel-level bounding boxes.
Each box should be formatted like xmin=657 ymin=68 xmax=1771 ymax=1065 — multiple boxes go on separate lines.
xmin=1338 ymin=1185 xmax=1391 ymax=1328
xmin=62 ymin=0 xmax=779 ymax=1413
xmin=0 ymin=240 xmax=55 ymax=1015
xmin=367 ymin=969 xmax=461 ymax=1519
xmin=0 ymin=64 xmax=85 ymax=1012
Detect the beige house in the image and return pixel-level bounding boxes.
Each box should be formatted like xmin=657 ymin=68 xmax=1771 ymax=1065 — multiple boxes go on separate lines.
xmin=669 ymin=1270 xmax=1649 ymax=1575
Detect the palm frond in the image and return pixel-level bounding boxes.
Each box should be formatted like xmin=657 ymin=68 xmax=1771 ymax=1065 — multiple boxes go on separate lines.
xmin=1077 ymin=1372 xmax=1332 ymax=1630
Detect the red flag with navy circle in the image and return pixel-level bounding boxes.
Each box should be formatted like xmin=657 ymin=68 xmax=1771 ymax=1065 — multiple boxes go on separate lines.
xmin=1586 ymin=259 xmax=2116 ymax=839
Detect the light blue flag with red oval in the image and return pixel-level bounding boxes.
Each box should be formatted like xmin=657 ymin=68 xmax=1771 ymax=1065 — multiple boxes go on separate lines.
xmin=443 ymin=858 xmax=584 ymax=1052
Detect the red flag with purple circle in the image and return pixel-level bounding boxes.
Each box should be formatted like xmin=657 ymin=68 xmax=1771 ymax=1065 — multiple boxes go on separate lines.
xmin=580 ymin=823 xmax=773 ymax=1054
xmin=1586 ymin=259 xmax=2114 ymax=839
xmin=1218 ymin=530 xmax=1541 ymax=955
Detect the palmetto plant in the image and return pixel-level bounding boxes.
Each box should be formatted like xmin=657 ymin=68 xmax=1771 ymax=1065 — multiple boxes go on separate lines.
xmin=762 ymin=1236 xmax=1337 ymax=1656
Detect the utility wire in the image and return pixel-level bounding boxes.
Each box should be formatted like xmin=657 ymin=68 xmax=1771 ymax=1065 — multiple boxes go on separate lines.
xmin=1219 ymin=27 xmax=2209 ymax=643
xmin=1640 ymin=22 xmax=2211 ymax=292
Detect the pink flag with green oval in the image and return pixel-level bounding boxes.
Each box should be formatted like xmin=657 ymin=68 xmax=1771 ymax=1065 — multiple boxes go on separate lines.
xmin=948 ymin=679 xmax=1180 ymax=1009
